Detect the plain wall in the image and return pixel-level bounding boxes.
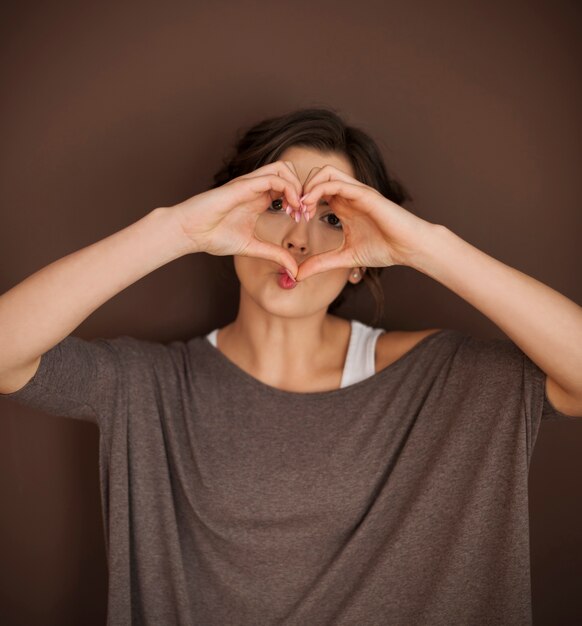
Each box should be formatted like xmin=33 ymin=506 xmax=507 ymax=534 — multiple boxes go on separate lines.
xmin=0 ymin=0 xmax=581 ymax=624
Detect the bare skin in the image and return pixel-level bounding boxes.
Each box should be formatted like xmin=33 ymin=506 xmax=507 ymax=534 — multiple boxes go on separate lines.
xmin=213 ymin=146 xmax=438 ymax=392
xmin=213 ymin=145 xmax=582 ymax=412
xmin=2 ymin=143 xmax=579 ymax=413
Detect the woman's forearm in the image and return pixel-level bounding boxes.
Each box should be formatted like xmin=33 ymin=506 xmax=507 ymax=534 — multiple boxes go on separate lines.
xmin=0 ymin=206 xmax=190 ymax=378
xmin=410 ymin=224 xmax=582 ymax=399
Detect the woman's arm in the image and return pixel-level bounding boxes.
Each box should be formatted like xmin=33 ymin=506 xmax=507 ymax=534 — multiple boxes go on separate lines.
xmin=410 ymin=224 xmax=582 ymax=417
xmin=0 ymin=159 xmax=306 ymax=394
xmin=296 ymin=165 xmax=582 ymax=416
xmin=0 ymin=207 xmax=189 ymax=393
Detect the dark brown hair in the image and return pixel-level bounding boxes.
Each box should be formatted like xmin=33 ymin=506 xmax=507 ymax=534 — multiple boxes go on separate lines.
xmin=209 ymin=107 xmax=413 ymax=325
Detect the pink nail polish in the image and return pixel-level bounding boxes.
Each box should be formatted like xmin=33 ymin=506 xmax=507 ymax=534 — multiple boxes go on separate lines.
xmin=295 ymin=211 xmax=300 ymax=223
xmin=305 ymin=211 xmax=310 ymax=222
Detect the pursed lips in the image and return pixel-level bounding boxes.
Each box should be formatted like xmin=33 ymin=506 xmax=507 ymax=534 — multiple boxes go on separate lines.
xmin=277 ymin=266 xmax=297 ymax=282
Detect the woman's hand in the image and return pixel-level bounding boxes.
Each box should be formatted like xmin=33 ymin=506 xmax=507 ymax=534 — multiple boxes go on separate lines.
xmin=295 ymin=165 xmax=436 ymax=281
xmin=169 ymin=161 xmax=304 ymax=276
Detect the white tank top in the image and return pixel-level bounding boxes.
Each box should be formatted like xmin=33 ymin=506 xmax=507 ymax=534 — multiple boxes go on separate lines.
xmin=205 ymin=319 xmax=385 ymax=388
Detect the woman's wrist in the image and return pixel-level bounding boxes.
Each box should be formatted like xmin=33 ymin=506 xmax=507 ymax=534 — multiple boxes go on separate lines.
xmin=151 ymin=205 xmax=203 ymax=259
xmin=403 ymin=222 xmax=454 ymax=276
xmin=395 ymin=219 xmax=446 ymax=271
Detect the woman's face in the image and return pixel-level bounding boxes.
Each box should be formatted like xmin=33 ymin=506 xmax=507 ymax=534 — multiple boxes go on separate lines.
xmin=233 ymin=145 xmax=360 ymax=319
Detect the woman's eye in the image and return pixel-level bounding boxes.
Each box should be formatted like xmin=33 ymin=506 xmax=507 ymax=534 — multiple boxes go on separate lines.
xmin=322 ymin=213 xmax=342 ymax=229
xmin=268 ymin=198 xmax=285 ymax=212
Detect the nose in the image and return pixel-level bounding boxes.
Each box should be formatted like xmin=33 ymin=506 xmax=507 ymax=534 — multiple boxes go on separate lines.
xmin=282 ymin=216 xmax=310 ymax=257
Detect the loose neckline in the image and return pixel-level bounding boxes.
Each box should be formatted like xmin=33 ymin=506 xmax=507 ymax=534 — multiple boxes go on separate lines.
xmin=196 ymin=328 xmax=454 ymax=400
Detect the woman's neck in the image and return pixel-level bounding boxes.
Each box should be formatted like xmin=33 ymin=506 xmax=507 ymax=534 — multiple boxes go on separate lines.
xmin=217 ymin=302 xmax=351 ymax=392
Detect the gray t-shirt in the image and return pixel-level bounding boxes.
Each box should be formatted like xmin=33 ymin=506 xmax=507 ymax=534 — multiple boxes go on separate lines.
xmin=2 ymin=326 xmax=576 ymax=625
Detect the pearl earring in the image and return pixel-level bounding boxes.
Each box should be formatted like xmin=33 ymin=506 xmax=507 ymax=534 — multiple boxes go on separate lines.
xmin=352 ymin=272 xmax=359 ymax=279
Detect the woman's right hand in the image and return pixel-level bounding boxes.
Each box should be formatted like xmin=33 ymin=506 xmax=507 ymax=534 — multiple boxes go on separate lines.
xmin=168 ymin=161 xmax=305 ymax=277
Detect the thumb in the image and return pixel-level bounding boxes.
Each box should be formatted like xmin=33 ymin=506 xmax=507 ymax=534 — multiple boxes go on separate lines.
xmin=296 ymin=248 xmax=354 ymax=282
xmin=244 ymin=239 xmax=298 ymax=277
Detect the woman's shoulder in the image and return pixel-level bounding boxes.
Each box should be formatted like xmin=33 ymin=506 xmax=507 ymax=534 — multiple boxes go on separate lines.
xmin=375 ymin=327 xmax=444 ymax=373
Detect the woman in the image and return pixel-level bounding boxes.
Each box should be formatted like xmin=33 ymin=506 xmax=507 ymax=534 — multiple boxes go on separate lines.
xmin=1 ymin=107 xmax=581 ymax=625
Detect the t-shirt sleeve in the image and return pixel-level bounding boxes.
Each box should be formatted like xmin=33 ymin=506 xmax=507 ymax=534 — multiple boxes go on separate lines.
xmin=0 ymin=334 xmax=143 ymax=429
xmin=449 ymin=333 xmax=580 ymax=464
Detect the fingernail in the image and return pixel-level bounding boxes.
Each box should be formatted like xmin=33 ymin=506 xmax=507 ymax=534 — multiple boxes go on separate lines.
xmin=305 ymin=211 xmax=310 ymax=222
xmin=300 ymin=193 xmax=310 ymax=202
xmin=286 ymin=205 xmax=292 ymax=215
xmin=285 ymin=269 xmax=296 ymax=282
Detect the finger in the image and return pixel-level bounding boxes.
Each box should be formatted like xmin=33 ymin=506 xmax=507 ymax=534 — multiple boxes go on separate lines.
xmin=241 ymin=161 xmax=303 ymax=208
xmin=281 ymin=160 xmax=302 ymax=187
xmin=276 ymin=160 xmax=304 ymax=205
xmin=297 ymin=166 xmax=324 ymax=216
xmin=237 ymin=174 xmax=302 ymax=212
xmin=301 ymin=165 xmax=323 ymax=190
xmin=300 ymin=165 xmax=367 ymax=219
xmin=301 ymin=180 xmax=368 ymax=215
xmin=243 ymin=238 xmax=299 ymax=278
xmin=296 ymin=247 xmax=356 ymax=282
xmin=281 ymin=160 xmax=308 ymax=219
xmin=302 ymin=164 xmax=365 ymax=197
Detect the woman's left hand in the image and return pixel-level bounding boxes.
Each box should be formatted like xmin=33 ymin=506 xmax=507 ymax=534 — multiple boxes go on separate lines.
xmin=295 ymin=165 xmax=437 ymax=282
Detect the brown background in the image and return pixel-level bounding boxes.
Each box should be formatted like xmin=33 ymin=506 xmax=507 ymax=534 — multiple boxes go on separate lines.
xmin=1 ymin=0 xmax=581 ymax=624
